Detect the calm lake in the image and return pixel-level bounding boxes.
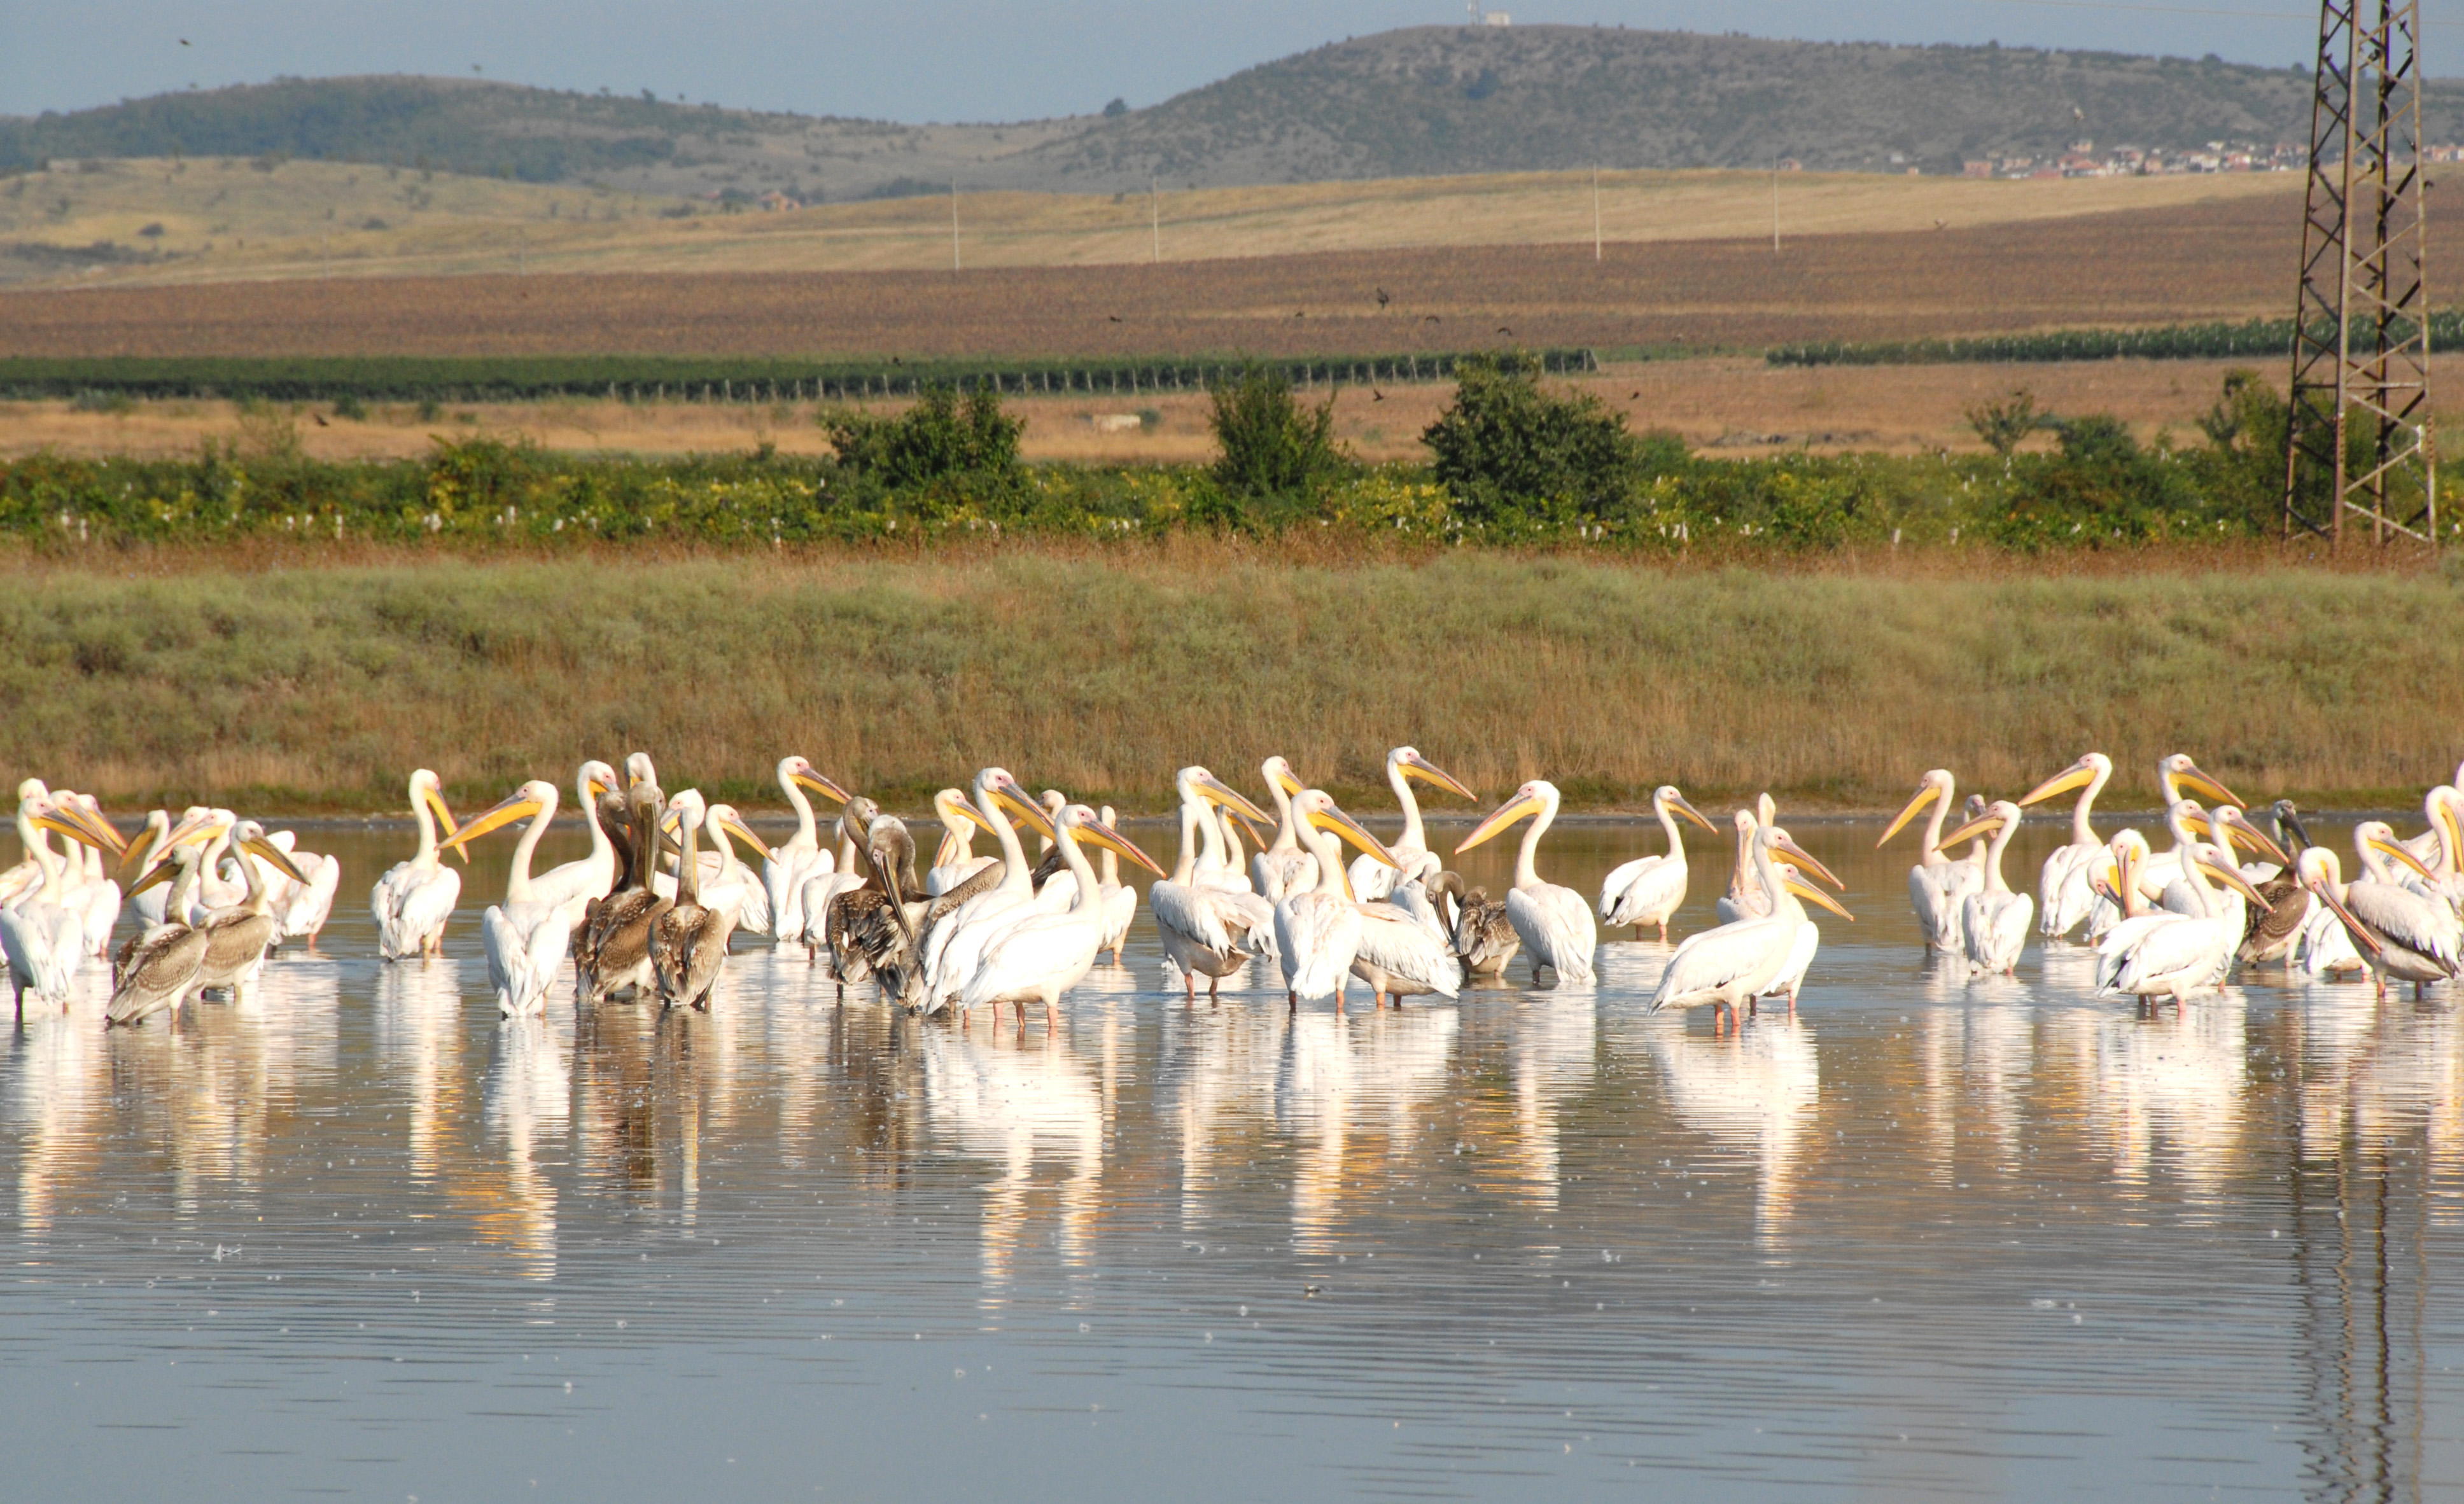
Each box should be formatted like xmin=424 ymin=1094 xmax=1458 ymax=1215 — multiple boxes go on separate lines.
xmin=4 ymin=814 xmax=2456 ymax=1501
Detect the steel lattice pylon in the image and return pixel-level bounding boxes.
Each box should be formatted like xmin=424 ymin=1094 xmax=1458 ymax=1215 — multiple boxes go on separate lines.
xmin=2284 ymin=0 xmax=2438 ymax=545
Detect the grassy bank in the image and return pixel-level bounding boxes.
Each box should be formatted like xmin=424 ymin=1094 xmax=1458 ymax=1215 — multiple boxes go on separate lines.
xmin=6 ymin=547 xmax=2460 ymax=812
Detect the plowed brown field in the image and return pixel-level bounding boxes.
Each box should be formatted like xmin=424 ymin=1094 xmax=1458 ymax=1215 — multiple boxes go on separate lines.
xmin=0 ymin=195 xmax=2299 ymax=360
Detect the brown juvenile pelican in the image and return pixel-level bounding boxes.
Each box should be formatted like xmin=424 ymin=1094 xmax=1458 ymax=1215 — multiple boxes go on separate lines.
xmin=178 ymin=820 xmax=311 ymax=1008
xmin=582 ymin=781 xmax=671 ymax=1004
xmin=109 ymin=846 xmax=211 ymax=1026
xmin=833 ymin=813 xmax=927 ymax=1003
xmin=1431 ymin=872 xmax=1520 ymax=978
xmin=652 ymin=790 xmax=734 ymax=1010
xmin=2239 ymin=801 xmax=2316 ymax=965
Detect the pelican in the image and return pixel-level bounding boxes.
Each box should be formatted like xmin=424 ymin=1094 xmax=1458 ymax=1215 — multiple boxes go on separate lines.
xmin=2017 ymin=752 xmax=2112 ymax=938
xmin=1348 ymin=889 xmax=1464 ymax=1010
xmin=2093 ymin=806 xmax=2271 ymax=1004
xmin=107 ymin=847 xmax=209 ymax=1026
xmin=651 ymin=790 xmax=733 ymax=1010
xmin=444 ymin=779 xmax=576 ymax=1015
xmin=762 ymin=756 xmax=853 ymax=939
xmin=144 ymin=819 xmax=309 ymax=1012
xmin=1758 ymin=836 xmax=1851 ymax=1006
xmin=1348 ymin=746 xmax=1478 ymax=902
xmin=1095 ymin=804 xmax=1138 ymax=964
xmin=265 ymin=832 xmax=341 ymax=952
xmin=918 ymin=769 xmax=1061 ymax=1008
xmin=508 ymin=760 xmax=623 ymax=933
xmin=2297 ymin=842 xmax=2456 ymax=999
xmin=1878 ymin=770 xmax=1975 ymax=952
xmin=1430 ymin=871 xmax=1520 ymax=978
xmin=1599 ymin=785 xmax=1717 ymax=940
xmin=1251 ymin=756 xmax=1318 ymax=901
xmin=960 ymin=804 xmax=1165 ymax=1026
xmin=1148 ymin=767 xmax=1279 ymax=1002
xmin=1273 ymin=790 xmax=1401 ymax=1008
xmin=2127 ymin=753 xmax=2246 ymax=890
xmin=801 ymin=797 xmax=874 ymax=968
xmin=924 ymin=787 xmax=1000 ymax=896
xmin=580 ymin=780 xmax=671 ymax=1004
xmin=2239 ymin=802 xmax=2317 ymax=966
xmin=1650 ymin=823 xmax=1852 ymax=1030
xmin=1455 ymin=779 xmax=1598 ymax=983
xmin=2159 ymin=805 xmax=2286 ymax=937
xmin=59 ymin=793 xmax=126 ymax=957
xmin=122 ymin=809 xmax=179 ymax=926
xmin=1715 ymin=795 xmax=1779 ymax=923
xmin=699 ymin=802 xmax=777 ymax=935
xmin=1 ymin=793 xmax=113 ymax=1016
xmin=1935 ymin=800 xmax=2035 ymax=975
xmin=2398 ymin=786 xmax=2464 ymax=913
xmin=371 ymin=769 xmax=461 ymax=961
xmin=830 ymin=812 xmax=930 ymax=1002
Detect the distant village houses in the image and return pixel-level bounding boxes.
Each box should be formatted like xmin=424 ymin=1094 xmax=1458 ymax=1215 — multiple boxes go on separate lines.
xmin=1960 ymin=139 xmax=2323 ymax=178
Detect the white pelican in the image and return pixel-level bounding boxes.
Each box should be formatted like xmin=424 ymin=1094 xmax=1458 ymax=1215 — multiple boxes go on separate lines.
xmin=761 ymin=756 xmax=853 ymax=939
xmin=1348 ymin=746 xmax=1478 ymax=902
xmin=1878 ymin=769 xmax=1976 ymax=952
xmin=652 ymin=790 xmax=734 ymax=1010
xmin=2159 ymin=806 xmax=2285 ymax=938
xmin=1273 ymin=790 xmax=1401 ymax=1008
xmin=961 ymin=804 xmax=1165 ymax=1026
xmin=1 ymin=793 xmax=113 ymax=1016
xmin=919 ymin=769 xmax=1061 ymax=1008
xmin=1148 ymin=766 xmax=1279 ymax=1002
xmin=118 ymin=819 xmax=309 ymax=1015
xmin=1455 ymin=779 xmax=1599 ymax=983
xmin=2092 ymin=808 xmax=2271 ymax=1004
xmin=2297 ymin=844 xmax=2456 ymax=999
xmin=698 ymin=802 xmax=776 ymax=935
xmin=1715 ymin=795 xmax=1778 ymax=924
xmin=59 ymin=793 xmax=126 ymax=957
xmin=799 ymin=800 xmax=871 ymax=965
xmin=2397 ymin=786 xmax=2464 ymax=913
xmin=120 ymin=810 xmax=177 ymax=926
xmin=1650 ymin=823 xmax=1853 ymax=1030
xmin=1599 ymin=785 xmax=1717 ymax=940
xmin=372 ymin=769 xmax=461 ymax=961
xmin=2017 ymin=752 xmax=2111 ymax=938
xmin=1251 ymin=756 xmax=1318 ymax=902
xmin=1935 ymin=800 xmax=2035 ymax=975
xmin=515 ymin=760 xmax=622 ymax=933
xmin=444 ymin=779 xmax=577 ymax=1015
xmin=1095 ymin=805 xmax=1138 ymax=964
xmin=924 ymin=787 xmax=1000 ymax=896
xmin=2124 ymin=753 xmax=2246 ymax=891
xmin=265 ymin=832 xmax=341 ymax=952
xmin=1348 ymin=892 xmax=1464 ymax=1010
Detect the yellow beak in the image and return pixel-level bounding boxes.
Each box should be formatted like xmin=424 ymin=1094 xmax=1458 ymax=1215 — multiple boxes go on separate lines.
xmin=1402 ymin=755 xmax=1478 ymax=802
xmin=1273 ymin=765 xmax=1305 ymax=797
xmin=1877 ymin=784 xmax=1941 ymax=847
xmin=241 ymin=833 xmax=312 ymax=886
xmin=1933 ymin=812 xmax=2004 ymax=853
xmin=992 ymin=784 xmax=1059 ymax=843
xmin=1077 ymin=813 xmax=1167 ymax=878
xmin=2219 ymin=812 xmax=2289 ymax=868
xmin=1669 ymin=792 xmax=1718 ymax=834
xmin=1456 ymin=791 xmax=1541 ymax=855
xmin=2309 ymin=879 xmax=2384 ymax=956
xmin=2372 ymin=837 xmax=2440 ymax=882
xmin=2017 ymin=762 xmax=2096 ymax=807
xmin=2174 ymin=762 xmax=2244 ymax=807
xmin=794 ymin=769 xmax=855 ymax=807
xmin=1768 ymin=831 xmax=1845 ymax=888
xmin=1784 ymin=874 xmax=1855 ymax=921
xmin=1194 ymin=772 xmax=1273 ymax=825
xmin=952 ymin=798 xmax=998 ymax=837
xmin=128 ymin=858 xmax=183 ymax=896
xmin=1315 ymin=804 xmax=1401 ymax=868
xmin=444 ymin=790 xmax=544 ymax=853
xmin=2198 ymin=858 xmax=2269 ymax=911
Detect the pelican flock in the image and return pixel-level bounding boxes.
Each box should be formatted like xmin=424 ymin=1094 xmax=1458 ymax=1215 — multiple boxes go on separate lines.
xmin=4 ymin=742 xmax=2456 ymax=1034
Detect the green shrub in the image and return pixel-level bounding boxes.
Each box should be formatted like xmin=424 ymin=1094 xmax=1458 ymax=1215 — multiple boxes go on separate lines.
xmin=821 ymin=385 xmax=1021 ymax=490
xmin=332 ymin=393 xmax=368 ymax=422
xmin=1206 ymin=368 xmax=1348 ymax=509
xmin=1424 ymin=352 xmax=1667 ymax=531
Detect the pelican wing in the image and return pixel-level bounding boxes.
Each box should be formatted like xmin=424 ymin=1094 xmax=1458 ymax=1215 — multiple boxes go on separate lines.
xmin=1649 ymin=914 xmax=1794 ymax=1009
xmin=1352 ymin=903 xmax=1461 ymax=998
xmin=1505 ymin=883 xmax=1596 ymax=981
xmin=1275 ymin=892 xmax=1362 ymax=1001
xmin=107 ymin=923 xmax=207 ymax=1024
xmin=1600 ymin=853 xmax=1686 ymax=930
xmin=1252 ymin=849 xmax=1317 ymax=903
xmin=2107 ymin=915 xmax=2234 ymax=996
xmin=2345 ymin=881 xmax=2463 ymax=971
xmin=961 ymin=912 xmax=1104 ymax=1010
xmin=1963 ymin=890 xmax=2034 ymax=973
xmin=2038 ymin=844 xmax=2101 ymax=938
xmin=1908 ymin=864 xmax=1963 ymax=950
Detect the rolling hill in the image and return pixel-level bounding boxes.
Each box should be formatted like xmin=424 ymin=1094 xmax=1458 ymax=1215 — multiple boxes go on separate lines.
xmin=7 ymin=26 xmax=2458 ymax=204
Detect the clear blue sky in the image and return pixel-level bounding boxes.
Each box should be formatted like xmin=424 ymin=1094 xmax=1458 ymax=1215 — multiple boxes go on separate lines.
xmin=1 ymin=1 xmax=2422 ymax=122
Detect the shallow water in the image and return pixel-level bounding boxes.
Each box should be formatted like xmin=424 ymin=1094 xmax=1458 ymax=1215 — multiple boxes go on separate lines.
xmin=4 ymin=816 xmax=2460 ymax=1501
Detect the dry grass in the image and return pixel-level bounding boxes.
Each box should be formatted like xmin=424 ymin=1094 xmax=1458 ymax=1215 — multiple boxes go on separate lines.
xmin=6 ymin=545 xmax=2457 ymax=814
xmin=3 ymin=156 xmax=2299 ymax=289
xmin=15 ymin=354 xmax=2464 ymax=464
xmin=0 ymin=193 xmax=2302 ymax=363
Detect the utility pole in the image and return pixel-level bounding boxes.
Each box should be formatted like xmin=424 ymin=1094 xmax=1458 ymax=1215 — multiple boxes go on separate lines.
xmin=1592 ymin=165 xmax=1602 ymax=261
xmin=1151 ymin=176 xmax=1161 ymax=264
xmin=951 ymin=181 xmax=961 ymax=272
xmin=2284 ymin=0 xmax=2437 ymax=545
xmin=1772 ymin=165 xmax=1781 ymax=253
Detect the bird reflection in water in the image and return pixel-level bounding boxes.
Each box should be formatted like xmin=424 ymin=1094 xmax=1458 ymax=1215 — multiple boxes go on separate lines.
xmin=1917 ymin=994 xmax=2032 ymax=1183
xmin=374 ymin=956 xmax=466 ymax=1183
xmin=920 ymin=1019 xmax=1106 ymax=1309
xmin=6 ymin=1000 xmax=107 ymax=1241
xmin=1640 ymin=1011 xmax=1818 ymax=1251
xmin=1276 ymin=1006 xmax=1457 ymax=1255
xmin=1460 ymin=994 xmax=1595 ymax=1215
xmin=138 ymin=953 xmax=341 ymax=1215
xmin=2058 ymin=994 xmax=2248 ymax=1212
xmin=482 ymin=1015 xmax=569 ymax=1279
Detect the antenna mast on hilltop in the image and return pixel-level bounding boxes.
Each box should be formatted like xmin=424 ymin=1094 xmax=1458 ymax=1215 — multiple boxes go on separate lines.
xmin=2283 ymin=0 xmax=2438 ymax=545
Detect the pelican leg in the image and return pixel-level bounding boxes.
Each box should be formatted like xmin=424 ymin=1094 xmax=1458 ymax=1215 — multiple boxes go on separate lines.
xmin=1185 ymin=971 xmax=1197 ymax=1006
xmin=1656 ymin=920 xmax=1669 ymax=943
xmin=1287 ymin=989 xmax=1298 ymax=1012
xmin=1208 ymin=975 xmax=1221 ymax=1003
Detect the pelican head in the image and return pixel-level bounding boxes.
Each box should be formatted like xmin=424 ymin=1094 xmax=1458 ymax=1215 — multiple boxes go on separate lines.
xmin=2356 ymin=820 xmax=2440 ymax=882
xmin=409 ymin=769 xmax=460 ymax=842
xmin=1878 ymin=769 xmax=1955 ymax=847
xmin=704 ymin=803 xmax=768 ymax=863
xmin=1293 ymin=790 xmax=1400 ymax=867
xmin=1058 ymin=802 xmax=1166 ymax=877
xmin=1653 ymin=785 xmax=1718 ymax=833
xmin=1762 ymin=825 xmax=1845 ymax=889
xmin=624 ymin=752 xmax=659 ymax=790
xmin=1455 ymin=780 xmax=1558 ymax=856
xmin=445 ymin=778 xmax=559 ymax=853
xmin=2209 ymin=805 xmax=2290 ymax=867
xmin=62 ymin=793 xmax=127 ymax=856
xmin=935 ymin=788 xmax=997 ymax=836
xmin=976 ymin=767 xmax=1057 ymax=842
xmin=2090 ymin=828 xmax=2152 ymax=905
xmin=22 ymin=793 xmax=108 ymax=852
xmin=1261 ymin=755 xmax=1305 ymax=798
xmin=1175 ymin=765 xmax=1273 ymax=825
xmin=1391 ymin=746 xmax=1478 ymax=802
xmin=1936 ymin=798 xmax=2022 ymax=854
xmin=580 ymin=760 xmax=621 ymax=800
xmin=782 ymin=756 xmax=853 ymax=807
xmin=2017 ymin=751 xmax=2111 ymax=807
xmin=227 ymin=820 xmax=311 ymax=886
xmin=2298 ymin=847 xmax=2383 ymax=955
xmin=2158 ymin=753 xmax=2242 ymax=808
xmin=127 ymin=841 xmax=202 ymax=896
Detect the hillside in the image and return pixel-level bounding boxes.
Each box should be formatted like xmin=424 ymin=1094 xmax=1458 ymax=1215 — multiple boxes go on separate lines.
xmin=7 ymin=27 xmax=2460 ymax=202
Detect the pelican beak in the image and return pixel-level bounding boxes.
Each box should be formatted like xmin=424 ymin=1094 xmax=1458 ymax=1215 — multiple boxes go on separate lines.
xmin=2118 ymin=845 xmax=2140 ymax=902
xmin=2089 ymin=859 xmax=2119 ymax=903
xmin=1877 ymin=783 xmax=1940 ymax=847
xmin=2017 ymin=762 xmax=2096 ymax=807
xmin=1224 ymin=807 xmax=1271 ymax=851
xmin=955 ymin=800 xmax=998 ymax=837
xmin=1456 ymin=790 xmax=1541 ymax=855
xmin=2199 ymin=859 xmax=2270 ymax=911
xmin=2175 ymin=760 xmax=2244 ymax=807
xmin=992 ymin=784 xmax=1058 ymax=843
xmin=128 ymin=858 xmax=181 ymax=896
xmin=1077 ymin=812 xmax=1166 ymax=878
xmin=2220 ymin=811 xmax=2290 ymax=868
xmin=240 ymin=833 xmax=312 ymax=886
xmin=444 ymin=790 xmax=544 ymax=853
xmin=1402 ymin=752 xmax=1478 ymax=802
xmin=2372 ymin=835 xmax=2440 ymax=882
xmin=933 ymin=830 xmax=960 ymax=869
xmin=159 ymin=809 xmax=225 ymax=851
xmin=423 ymin=783 xmax=465 ymax=863
xmin=719 ymin=812 xmax=769 ymax=861
xmin=1770 ymin=832 xmax=1845 ymax=889
xmin=69 ymin=802 xmax=127 ymax=855
xmin=29 ymin=810 xmax=104 ymax=850
xmin=2309 ymin=879 xmax=2384 ymax=956
xmin=1669 ymin=792 xmax=1718 ymax=834
xmin=1194 ymin=772 xmax=1272 ymax=825
xmin=1783 ymin=874 xmax=1855 ymax=921
xmin=1933 ymin=812 xmax=2004 ymax=853
xmin=794 ymin=769 xmax=854 ymax=806
xmin=585 ymin=772 xmax=614 ymax=798
xmin=2442 ymin=799 xmax=2464 ymax=868
xmin=1312 ymin=804 xmax=1401 ymax=868
xmin=1274 ymin=765 xmax=1305 ymax=797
